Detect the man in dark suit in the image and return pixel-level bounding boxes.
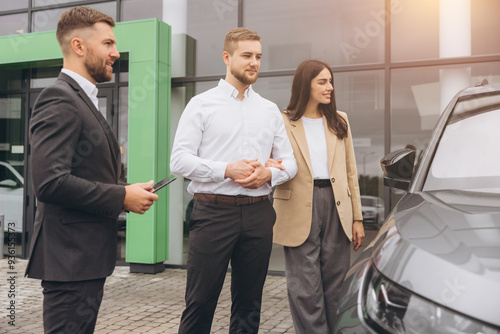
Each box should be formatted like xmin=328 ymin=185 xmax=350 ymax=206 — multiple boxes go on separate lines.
xmin=25 ymin=7 xmax=158 ymax=333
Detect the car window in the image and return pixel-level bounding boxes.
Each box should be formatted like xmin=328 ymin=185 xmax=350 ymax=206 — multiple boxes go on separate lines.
xmin=0 ymin=163 xmax=22 ymax=187
xmin=361 ymin=197 xmax=375 ymax=206
xmin=424 ymin=95 xmax=500 ymax=193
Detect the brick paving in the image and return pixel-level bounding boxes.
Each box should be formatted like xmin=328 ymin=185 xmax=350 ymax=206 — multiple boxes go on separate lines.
xmin=0 ymin=258 xmax=295 ymax=334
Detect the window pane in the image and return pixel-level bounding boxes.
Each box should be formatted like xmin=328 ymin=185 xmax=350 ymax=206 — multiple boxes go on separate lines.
xmin=252 ymin=76 xmax=293 ymax=111
xmin=122 ymin=0 xmax=162 ymax=21
xmin=31 ymin=66 xmax=62 ymax=89
xmin=472 ymin=0 xmax=500 ymax=56
xmin=244 ymin=0 xmax=385 ymax=71
xmin=0 ymin=0 xmax=29 ymax=11
xmin=186 ymin=0 xmax=237 ymax=76
xmin=32 ymin=2 xmax=117 ymax=32
xmin=0 ymin=13 xmax=28 ymax=36
xmin=335 ymin=70 xmax=385 ymax=210
xmin=116 ymin=86 xmax=129 ymax=261
xmin=0 ymin=68 xmax=25 ymax=90
xmin=391 ymin=0 xmax=439 ymax=62
xmin=33 ymin=0 xmax=85 ymax=6
xmin=0 ymin=93 xmax=26 ymax=256
xmin=392 ymin=62 xmax=500 ymax=153
xmin=118 ymin=86 xmax=129 ymax=183
xmin=392 ymin=0 xmax=500 ymax=61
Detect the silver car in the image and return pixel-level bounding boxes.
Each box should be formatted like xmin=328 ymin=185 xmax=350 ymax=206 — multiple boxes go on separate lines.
xmin=0 ymin=161 xmax=24 ymax=233
xmin=361 ymin=195 xmax=385 ymax=229
xmin=334 ymin=81 xmax=500 ymax=333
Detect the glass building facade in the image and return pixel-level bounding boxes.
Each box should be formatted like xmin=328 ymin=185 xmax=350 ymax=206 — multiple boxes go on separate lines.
xmin=1 ymin=0 xmax=500 ymax=269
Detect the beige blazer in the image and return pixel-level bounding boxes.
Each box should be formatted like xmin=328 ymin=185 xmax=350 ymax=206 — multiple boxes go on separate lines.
xmin=273 ymin=111 xmax=362 ymax=247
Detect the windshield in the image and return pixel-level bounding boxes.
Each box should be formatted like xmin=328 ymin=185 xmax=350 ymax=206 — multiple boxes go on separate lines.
xmin=423 ymin=94 xmax=500 ymax=193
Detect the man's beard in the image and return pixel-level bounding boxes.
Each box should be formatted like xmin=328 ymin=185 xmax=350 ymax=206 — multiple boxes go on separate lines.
xmin=85 ymin=48 xmax=112 ymax=83
xmin=230 ymin=65 xmax=258 ymax=85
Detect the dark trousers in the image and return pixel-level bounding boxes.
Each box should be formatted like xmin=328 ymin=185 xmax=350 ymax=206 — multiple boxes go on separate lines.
xmin=178 ymin=199 xmax=276 ymax=334
xmin=41 ymin=278 xmax=106 ymax=334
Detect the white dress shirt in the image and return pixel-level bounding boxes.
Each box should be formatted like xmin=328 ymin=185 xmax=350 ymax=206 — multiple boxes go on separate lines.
xmin=171 ymin=79 xmax=297 ymax=196
xmin=61 ymin=68 xmax=99 ymax=110
xmin=302 ymin=116 xmax=330 ymax=179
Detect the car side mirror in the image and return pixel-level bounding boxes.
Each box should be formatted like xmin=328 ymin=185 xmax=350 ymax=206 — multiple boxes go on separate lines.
xmin=380 ymin=148 xmax=415 ymax=191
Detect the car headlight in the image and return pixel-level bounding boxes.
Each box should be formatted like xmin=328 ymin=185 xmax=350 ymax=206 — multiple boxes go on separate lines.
xmin=362 ymin=265 xmax=500 ymax=334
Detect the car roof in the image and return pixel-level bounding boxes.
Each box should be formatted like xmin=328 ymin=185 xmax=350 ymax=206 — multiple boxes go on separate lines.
xmin=456 ymin=81 xmax=500 ymax=99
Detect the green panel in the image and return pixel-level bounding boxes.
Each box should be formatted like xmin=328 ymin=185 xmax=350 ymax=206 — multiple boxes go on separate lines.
xmin=0 ymin=31 xmax=61 ymax=65
xmin=0 ymin=19 xmax=171 ymax=265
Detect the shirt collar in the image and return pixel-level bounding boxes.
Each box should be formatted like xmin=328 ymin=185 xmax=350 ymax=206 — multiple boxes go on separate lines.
xmin=61 ymin=68 xmax=98 ymax=102
xmin=218 ymin=79 xmax=253 ymax=100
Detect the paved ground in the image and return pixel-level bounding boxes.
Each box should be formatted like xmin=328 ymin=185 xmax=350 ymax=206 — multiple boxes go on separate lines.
xmin=0 ymin=258 xmax=295 ymax=334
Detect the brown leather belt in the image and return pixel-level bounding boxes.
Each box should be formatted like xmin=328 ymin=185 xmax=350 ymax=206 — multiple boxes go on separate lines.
xmin=194 ymin=193 xmax=269 ymax=205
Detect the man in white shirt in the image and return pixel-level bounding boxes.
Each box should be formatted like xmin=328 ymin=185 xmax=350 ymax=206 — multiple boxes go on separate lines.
xmin=171 ymin=27 xmax=297 ymax=334
xmin=26 ymin=7 xmax=158 ymax=334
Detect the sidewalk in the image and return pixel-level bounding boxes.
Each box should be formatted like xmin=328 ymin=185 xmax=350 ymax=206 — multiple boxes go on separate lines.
xmin=0 ymin=258 xmax=295 ymax=333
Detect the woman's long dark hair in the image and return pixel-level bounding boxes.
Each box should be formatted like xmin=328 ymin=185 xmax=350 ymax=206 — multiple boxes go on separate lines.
xmin=287 ymin=59 xmax=348 ymax=139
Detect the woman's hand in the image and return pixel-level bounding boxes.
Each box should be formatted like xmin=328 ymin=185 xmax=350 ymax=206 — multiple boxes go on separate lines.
xmin=265 ymin=158 xmax=285 ymax=170
xmin=352 ymin=220 xmax=365 ymax=251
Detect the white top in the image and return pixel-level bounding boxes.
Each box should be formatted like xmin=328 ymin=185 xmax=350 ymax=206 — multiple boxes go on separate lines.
xmin=170 ymin=79 xmax=298 ymax=196
xmin=61 ymin=68 xmax=99 ymax=110
xmin=302 ymin=116 xmax=329 ymax=179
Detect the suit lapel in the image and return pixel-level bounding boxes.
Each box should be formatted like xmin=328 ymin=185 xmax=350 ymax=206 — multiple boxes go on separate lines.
xmin=290 ymin=118 xmax=314 ymax=177
xmin=59 ymin=73 xmax=120 ymax=176
xmin=324 ymin=115 xmax=337 ymax=172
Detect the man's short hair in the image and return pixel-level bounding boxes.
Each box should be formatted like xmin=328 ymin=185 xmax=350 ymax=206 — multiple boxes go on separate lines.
xmin=56 ymin=6 xmax=115 ymax=53
xmin=223 ymin=27 xmax=261 ymax=55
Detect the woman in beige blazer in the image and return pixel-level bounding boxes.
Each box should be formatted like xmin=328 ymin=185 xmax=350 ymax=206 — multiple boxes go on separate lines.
xmin=270 ymin=60 xmax=364 ymax=334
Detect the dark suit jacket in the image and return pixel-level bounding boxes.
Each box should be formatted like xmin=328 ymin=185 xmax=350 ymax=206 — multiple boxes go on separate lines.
xmin=25 ymin=72 xmax=126 ymax=282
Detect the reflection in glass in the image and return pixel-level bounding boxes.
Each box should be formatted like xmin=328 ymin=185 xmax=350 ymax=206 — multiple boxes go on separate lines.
xmin=472 ymin=0 xmax=500 ymax=56
xmin=31 ymin=66 xmax=62 ymax=89
xmin=186 ymin=0 xmax=237 ymax=76
xmin=335 ymin=70 xmax=384 ymax=202
xmin=0 ymin=13 xmax=28 ymax=36
xmin=0 ymin=0 xmax=29 ymax=11
xmin=117 ymin=86 xmax=129 ymax=261
xmin=392 ymin=0 xmax=500 ymax=61
xmin=122 ymin=0 xmax=162 ymax=21
xmin=0 ymin=69 xmax=25 ymax=91
xmin=32 ymin=2 xmax=117 ymax=32
xmin=391 ymin=0 xmax=439 ymax=62
xmin=118 ymin=87 xmax=128 ymax=183
xmin=117 ymin=59 xmax=129 ymax=82
xmin=244 ymin=0 xmax=385 ymax=70
xmin=0 ymin=93 xmax=25 ymax=256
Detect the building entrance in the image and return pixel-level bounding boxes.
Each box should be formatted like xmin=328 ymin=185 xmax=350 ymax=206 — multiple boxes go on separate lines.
xmin=0 ymin=63 xmax=128 ymax=259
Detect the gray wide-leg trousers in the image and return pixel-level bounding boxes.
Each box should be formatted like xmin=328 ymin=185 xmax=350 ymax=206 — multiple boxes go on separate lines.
xmin=284 ymin=185 xmax=351 ymax=334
